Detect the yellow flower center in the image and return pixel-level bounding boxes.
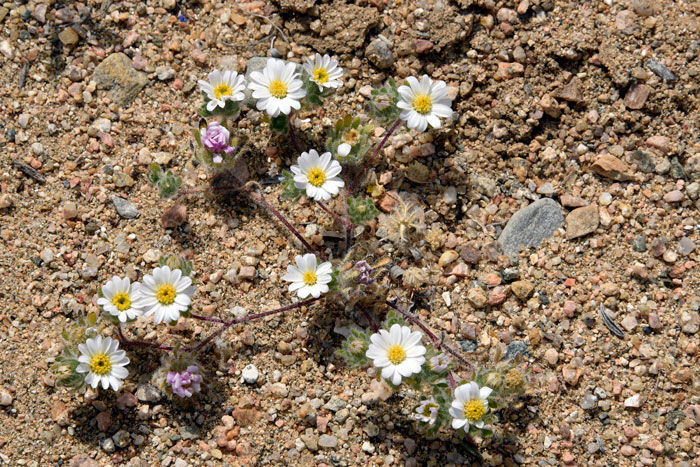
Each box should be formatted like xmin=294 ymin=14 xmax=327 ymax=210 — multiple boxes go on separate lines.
xmin=89 ymin=353 xmax=112 ymax=376
xmin=111 ymin=292 xmax=131 ymax=311
xmin=214 ymin=83 xmax=232 ymax=99
xmin=387 ymin=344 xmax=407 ymax=365
xmin=422 ymin=402 xmax=438 ymax=417
xmin=342 ymin=129 xmax=360 ymax=145
xmin=156 ymin=284 xmax=177 ymax=305
xmin=303 ymin=271 xmax=317 ymax=286
xmin=464 ymin=399 xmax=486 ymax=422
xmin=269 ymin=79 xmax=288 ymax=98
xmin=307 ymin=168 xmax=326 ymax=187
xmin=349 ymin=339 xmax=365 ymax=354
xmin=505 ymin=368 xmax=524 ymax=389
xmin=412 ymin=94 xmax=432 ymax=114
xmin=313 ymin=67 xmax=329 ymax=84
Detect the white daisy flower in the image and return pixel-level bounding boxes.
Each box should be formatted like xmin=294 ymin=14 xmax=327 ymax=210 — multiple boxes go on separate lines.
xmin=248 ymin=58 xmax=306 ymax=117
xmin=291 ymin=149 xmax=345 ymax=201
xmin=282 ymin=253 xmax=333 ymax=299
xmin=97 ymin=276 xmax=144 ymax=323
xmin=198 ymin=69 xmax=247 ymax=112
xmin=397 ymin=75 xmax=453 ymax=132
xmin=415 ymin=397 xmax=440 ymax=424
xmin=139 ymin=266 xmax=196 ymax=324
xmin=449 ymin=381 xmax=493 ymax=432
xmin=77 ymin=336 xmax=129 ymax=391
xmin=303 ymin=53 xmax=343 ymax=91
xmin=366 ymin=324 xmax=426 ymax=386
xmin=427 ymin=353 xmax=450 ymax=372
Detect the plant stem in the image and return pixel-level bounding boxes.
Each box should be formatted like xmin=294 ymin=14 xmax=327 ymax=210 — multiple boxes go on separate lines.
xmin=317 ymin=200 xmax=351 ymax=228
xmin=287 ymin=113 xmax=303 ymax=154
xmin=385 ymin=300 xmax=472 ymax=371
xmin=193 ymin=296 xmax=321 ymax=352
xmin=316 ymin=200 xmax=355 ymax=252
xmin=189 ymin=313 xmax=227 ymax=324
xmin=246 ymin=189 xmax=319 ymax=256
xmin=359 ymin=308 xmax=379 ymax=333
xmin=349 ymin=118 xmax=402 ymax=194
xmin=115 ymin=326 xmax=173 ymax=351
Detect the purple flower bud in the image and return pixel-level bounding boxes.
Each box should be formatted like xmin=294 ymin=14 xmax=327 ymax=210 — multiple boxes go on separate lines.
xmin=201 ymin=122 xmax=235 ymax=161
xmin=167 ymin=365 xmax=203 ymax=398
xmin=354 ymin=260 xmax=374 ymax=285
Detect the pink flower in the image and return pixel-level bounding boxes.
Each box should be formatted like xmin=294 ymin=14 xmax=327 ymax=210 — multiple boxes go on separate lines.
xmin=166 ymin=365 xmax=202 ymax=398
xmin=201 ymin=122 xmax=235 ymax=163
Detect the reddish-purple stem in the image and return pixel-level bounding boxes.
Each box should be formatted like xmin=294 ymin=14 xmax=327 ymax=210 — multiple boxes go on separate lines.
xmin=317 ymin=200 xmax=351 ymax=228
xmin=287 ymin=114 xmax=303 ymax=154
xmin=193 ymin=296 xmax=321 ymax=352
xmin=349 ymin=118 xmax=403 ymax=194
xmin=116 ymin=326 xmax=174 ymax=351
xmin=247 ymin=189 xmax=319 ymax=256
xmin=189 ymin=313 xmax=227 ymax=324
xmin=359 ymin=308 xmax=380 ymax=333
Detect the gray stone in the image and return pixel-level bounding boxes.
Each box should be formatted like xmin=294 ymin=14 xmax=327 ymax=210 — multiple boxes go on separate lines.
xmin=91 ymin=53 xmax=149 ymax=106
xmin=580 ymin=393 xmax=598 ymax=410
xmin=633 ymin=236 xmax=647 ymax=252
xmin=505 ymin=341 xmax=528 ymax=360
xmin=629 ymin=150 xmax=655 ymax=173
xmin=647 ymin=59 xmax=678 ymax=82
xmin=365 ymin=39 xmax=395 ymax=69
xmin=112 ymin=430 xmax=131 ymax=448
xmin=323 ymin=396 xmax=347 ymax=412
xmin=458 ymin=340 xmax=478 ymax=352
xmin=111 ymin=196 xmax=139 ymax=219
xmin=679 ymin=237 xmax=696 ymax=256
xmin=318 ymin=434 xmax=338 ymax=449
xmin=135 ymin=384 xmax=162 ymax=403
xmin=498 ymin=199 xmax=564 ymax=256
xmin=100 ymin=437 xmax=115 ymax=452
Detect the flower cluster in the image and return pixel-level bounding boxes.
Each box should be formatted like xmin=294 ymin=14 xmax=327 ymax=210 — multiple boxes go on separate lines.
xmin=50 ymin=47 xmax=538 ymax=452
xmin=364 ymin=324 xmax=495 ymax=435
xmin=97 ymin=266 xmax=196 ymax=326
xmin=167 ymin=366 xmax=203 ymax=398
xmin=334 ymin=305 xmax=529 ymax=438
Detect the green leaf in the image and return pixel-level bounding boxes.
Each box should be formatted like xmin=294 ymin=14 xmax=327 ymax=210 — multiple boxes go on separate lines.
xmin=281 ymin=170 xmax=303 ymax=202
xmin=156 ymin=170 xmax=182 ymax=199
xmin=368 ymin=78 xmax=401 ymax=126
xmin=347 ymin=197 xmax=378 ymax=225
xmin=148 ymin=163 xmax=163 ymax=184
xmin=382 ymin=310 xmax=406 ymax=328
xmin=270 ymin=114 xmax=289 ymax=134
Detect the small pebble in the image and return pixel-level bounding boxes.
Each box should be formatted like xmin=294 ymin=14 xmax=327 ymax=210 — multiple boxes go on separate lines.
xmin=242 ymin=365 xmax=259 ymax=384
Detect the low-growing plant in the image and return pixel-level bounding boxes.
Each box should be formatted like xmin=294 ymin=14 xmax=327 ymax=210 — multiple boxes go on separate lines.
xmin=54 ymin=53 xmax=530 ymax=451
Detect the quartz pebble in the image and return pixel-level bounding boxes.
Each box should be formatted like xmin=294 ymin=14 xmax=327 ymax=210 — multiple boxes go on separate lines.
xmin=242 ymin=365 xmax=260 ymax=384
